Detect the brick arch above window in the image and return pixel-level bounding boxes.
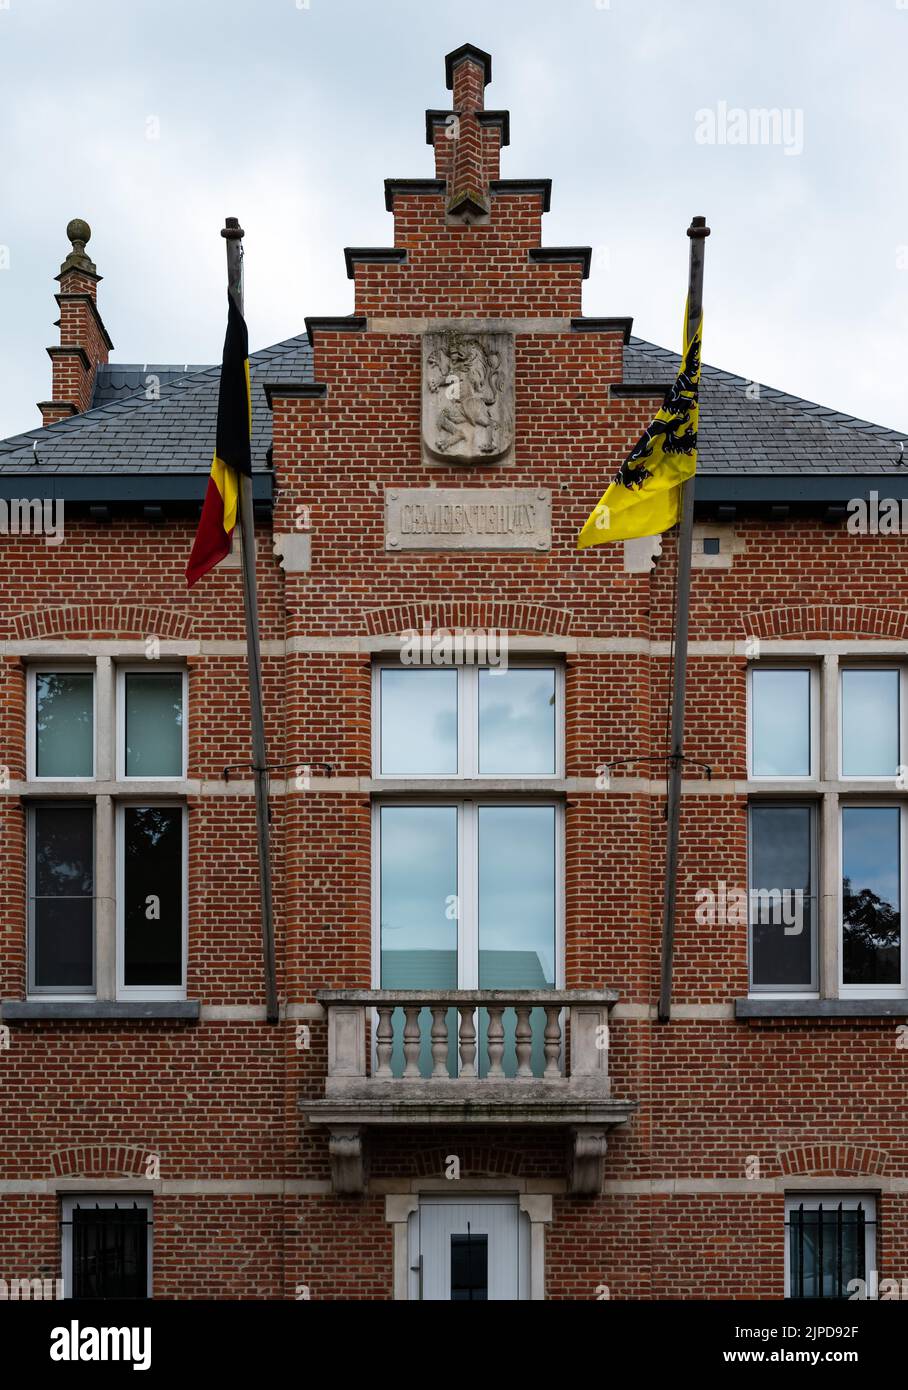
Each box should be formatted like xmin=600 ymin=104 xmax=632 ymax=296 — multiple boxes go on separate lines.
xmin=777 ymin=1144 xmax=888 ymax=1178
xmin=9 ymin=605 xmax=193 ymax=641
xmin=365 ymin=601 xmax=573 ymax=638
xmin=50 ymin=1145 xmax=160 ymax=1180
xmin=411 ymin=1144 xmax=525 ymax=1180
xmin=743 ymin=605 xmax=908 ymax=641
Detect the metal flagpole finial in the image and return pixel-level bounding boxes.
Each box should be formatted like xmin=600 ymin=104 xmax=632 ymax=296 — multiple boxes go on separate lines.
xmin=221 ymin=216 xmax=245 ymax=240
xmin=687 ymin=215 xmax=711 ymax=240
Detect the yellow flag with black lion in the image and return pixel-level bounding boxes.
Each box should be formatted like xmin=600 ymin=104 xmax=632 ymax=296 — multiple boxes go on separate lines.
xmin=578 ymin=303 xmax=703 ymax=546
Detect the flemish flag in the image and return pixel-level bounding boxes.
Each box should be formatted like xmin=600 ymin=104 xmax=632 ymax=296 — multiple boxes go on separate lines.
xmin=578 ymin=303 xmax=703 ymax=546
xmin=185 ymin=294 xmax=252 ymax=586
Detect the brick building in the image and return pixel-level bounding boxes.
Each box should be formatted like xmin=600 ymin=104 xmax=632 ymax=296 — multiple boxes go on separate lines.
xmin=1 ymin=43 xmax=907 ymax=1302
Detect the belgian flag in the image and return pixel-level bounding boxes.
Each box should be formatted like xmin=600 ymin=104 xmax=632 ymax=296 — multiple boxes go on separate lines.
xmin=577 ymin=301 xmax=702 ymax=546
xmin=185 ymin=293 xmax=253 ymax=586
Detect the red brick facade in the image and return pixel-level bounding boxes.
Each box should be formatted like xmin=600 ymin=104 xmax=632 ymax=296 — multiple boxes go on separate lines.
xmin=1 ymin=44 xmax=906 ymax=1302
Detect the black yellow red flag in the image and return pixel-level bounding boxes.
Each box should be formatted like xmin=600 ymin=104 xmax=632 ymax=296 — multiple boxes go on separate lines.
xmin=185 ymin=294 xmax=253 ymax=586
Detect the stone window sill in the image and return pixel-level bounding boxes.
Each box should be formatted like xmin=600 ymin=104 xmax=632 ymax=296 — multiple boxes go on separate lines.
xmin=735 ymin=998 xmax=908 ymax=1020
xmin=1 ymin=1000 xmax=200 ymax=1022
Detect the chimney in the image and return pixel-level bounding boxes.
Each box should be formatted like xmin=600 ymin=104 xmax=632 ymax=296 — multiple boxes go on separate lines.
xmin=442 ymin=43 xmax=495 ymax=223
xmin=38 ymin=219 xmax=113 ymax=426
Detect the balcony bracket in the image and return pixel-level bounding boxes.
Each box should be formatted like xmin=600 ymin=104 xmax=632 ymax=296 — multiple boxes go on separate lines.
xmin=328 ymin=1126 xmax=366 ymax=1195
xmin=570 ymin=1127 xmax=608 ymax=1197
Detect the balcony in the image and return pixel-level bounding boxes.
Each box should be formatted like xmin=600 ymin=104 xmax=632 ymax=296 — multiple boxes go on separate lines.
xmin=303 ymin=989 xmax=637 ymax=1195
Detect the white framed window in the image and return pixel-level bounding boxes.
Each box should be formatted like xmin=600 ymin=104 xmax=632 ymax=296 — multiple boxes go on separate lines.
xmin=747 ymin=654 xmax=908 ymax=1002
xmin=23 ymin=655 xmax=189 ymax=1002
xmin=839 ymin=802 xmax=907 ymax=998
xmin=747 ymin=801 xmax=818 ymax=995
xmin=27 ymin=802 xmax=95 ymax=995
xmin=26 ymin=666 xmax=96 ymax=781
xmin=116 ymin=666 xmax=187 ymax=780
xmin=61 ymin=1194 xmax=153 ymax=1299
xmin=372 ymin=799 xmax=563 ymax=1075
xmin=784 ymin=1194 xmax=876 ymax=1300
xmin=747 ymin=664 xmax=818 ymax=780
xmin=373 ymin=662 xmax=563 ymax=778
xmin=116 ymin=802 xmax=187 ymax=999
xmin=839 ymin=665 xmax=906 ymax=780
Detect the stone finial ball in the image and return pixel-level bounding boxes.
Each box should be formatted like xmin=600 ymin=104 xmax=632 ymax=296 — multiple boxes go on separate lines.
xmin=66 ymin=218 xmax=91 ymax=246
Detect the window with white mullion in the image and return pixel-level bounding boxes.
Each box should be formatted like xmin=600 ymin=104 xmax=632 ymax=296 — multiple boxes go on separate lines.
xmin=373 ymin=800 xmax=561 ymax=1076
xmin=24 ymin=655 xmax=188 ymax=1002
xmin=374 ymin=662 xmax=561 ymax=779
xmin=747 ymin=654 xmax=908 ymax=1001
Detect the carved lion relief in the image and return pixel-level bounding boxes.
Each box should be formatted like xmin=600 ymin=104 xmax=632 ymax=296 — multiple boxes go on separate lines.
xmin=422 ymin=329 xmax=515 ymax=465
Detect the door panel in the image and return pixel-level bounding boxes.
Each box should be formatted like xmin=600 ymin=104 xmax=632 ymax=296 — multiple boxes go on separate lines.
xmin=409 ymin=1197 xmax=529 ymax=1301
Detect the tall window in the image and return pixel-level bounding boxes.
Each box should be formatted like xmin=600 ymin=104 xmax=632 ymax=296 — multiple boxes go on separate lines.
xmin=748 ymin=660 xmax=907 ymax=999
xmin=29 ymin=803 xmax=95 ymax=992
xmin=373 ymin=661 xmax=562 ymax=1075
xmin=26 ymin=662 xmax=187 ymax=999
xmin=748 ymin=803 xmax=816 ymax=992
xmin=117 ymin=804 xmax=187 ymax=996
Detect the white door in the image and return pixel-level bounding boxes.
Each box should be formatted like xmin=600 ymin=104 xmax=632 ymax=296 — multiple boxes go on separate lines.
xmin=408 ymin=1196 xmax=530 ymax=1301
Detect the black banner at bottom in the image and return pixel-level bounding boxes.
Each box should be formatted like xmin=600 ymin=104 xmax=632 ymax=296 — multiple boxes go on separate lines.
xmin=1 ymin=1297 xmax=904 ymax=1376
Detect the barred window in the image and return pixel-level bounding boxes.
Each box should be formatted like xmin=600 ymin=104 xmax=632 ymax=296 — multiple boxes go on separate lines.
xmin=61 ymin=1196 xmax=152 ymax=1300
xmin=785 ymin=1195 xmax=876 ymax=1299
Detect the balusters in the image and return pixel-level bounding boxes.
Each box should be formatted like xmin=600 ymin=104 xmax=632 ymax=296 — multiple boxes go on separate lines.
xmin=430 ymin=1005 xmax=450 ymax=1077
xmin=543 ymin=1005 xmax=562 ymax=1079
xmin=402 ymin=1006 xmax=421 ymax=1078
xmin=458 ymin=1006 xmax=477 ymax=1078
xmin=375 ymin=1006 xmax=394 ymax=1079
xmin=368 ymin=997 xmax=572 ymax=1082
xmin=486 ymin=1004 xmax=505 ymax=1077
xmin=515 ymin=1006 xmax=533 ymax=1078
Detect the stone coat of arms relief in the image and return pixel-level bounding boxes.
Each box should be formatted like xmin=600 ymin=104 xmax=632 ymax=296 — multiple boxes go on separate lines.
xmin=421 ymin=329 xmax=515 ymax=465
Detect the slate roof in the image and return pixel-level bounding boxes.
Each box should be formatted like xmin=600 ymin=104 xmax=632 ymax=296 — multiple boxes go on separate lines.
xmin=624 ymin=338 xmax=908 ymax=475
xmin=0 ymin=334 xmax=314 ymax=474
xmin=92 ymin=364 xmax=212 ymax=407
xmin=0 ymin=328 xmax=904 ymax=476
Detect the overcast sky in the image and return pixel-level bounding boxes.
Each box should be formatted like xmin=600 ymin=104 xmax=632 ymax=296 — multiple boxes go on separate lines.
xmin=0 ymin=0 xmax=906 ymax=440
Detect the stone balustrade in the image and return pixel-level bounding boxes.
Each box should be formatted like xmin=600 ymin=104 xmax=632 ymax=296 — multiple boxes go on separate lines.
xmin=319 ymin=989 xmax=616 ymax=1088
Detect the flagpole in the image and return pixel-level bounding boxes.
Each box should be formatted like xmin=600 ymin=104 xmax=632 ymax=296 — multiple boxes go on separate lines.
xmin=222 ymin=216 xmax=279 ymax=1025
xmin=657 ymin=214 xmax=710 ymax=1024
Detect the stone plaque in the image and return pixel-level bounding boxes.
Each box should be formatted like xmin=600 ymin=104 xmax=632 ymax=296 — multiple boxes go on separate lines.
xmin=385 ymin=488 xmax=550 ymax=551
xmin=422 ymin=329 xmax=514 ymax=465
